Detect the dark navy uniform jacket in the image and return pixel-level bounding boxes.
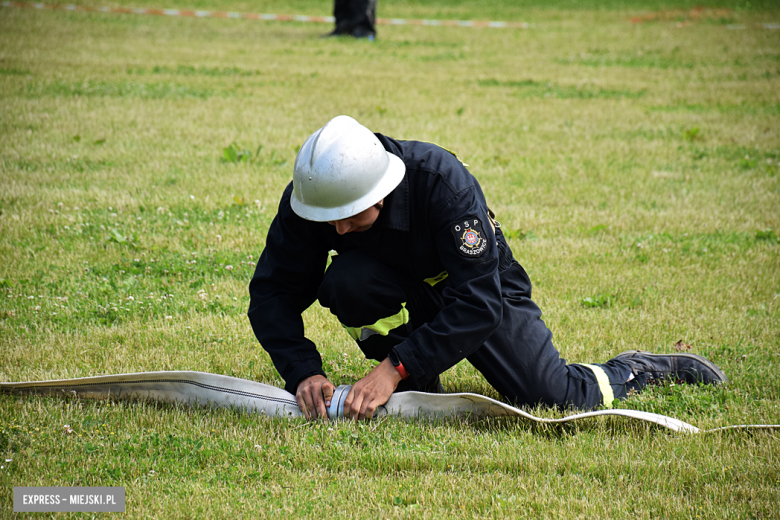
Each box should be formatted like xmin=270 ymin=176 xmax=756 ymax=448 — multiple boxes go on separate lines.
xmin=248 ymin=134 xmax=514 ymax=394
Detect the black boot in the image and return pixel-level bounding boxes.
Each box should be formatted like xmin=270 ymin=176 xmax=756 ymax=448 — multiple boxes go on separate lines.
xmin=615 ymin=350 xmax=728 ymax=385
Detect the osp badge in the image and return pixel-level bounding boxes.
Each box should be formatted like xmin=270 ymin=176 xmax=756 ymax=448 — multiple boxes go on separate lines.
xmin=451 ymin=216 xmax=488 ymax=257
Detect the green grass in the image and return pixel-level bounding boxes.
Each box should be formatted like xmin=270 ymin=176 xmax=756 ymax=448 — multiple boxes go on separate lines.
xmin=1 ymin=0 xmax=779 ymax=517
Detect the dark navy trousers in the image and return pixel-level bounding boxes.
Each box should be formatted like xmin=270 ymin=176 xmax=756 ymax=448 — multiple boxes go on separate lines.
xmin=318 ymin=249 xmax=643 ymax=409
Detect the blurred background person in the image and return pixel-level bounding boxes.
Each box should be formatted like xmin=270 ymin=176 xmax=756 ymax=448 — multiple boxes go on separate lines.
xmin=324 ymin=0 xmax=377 ymax=39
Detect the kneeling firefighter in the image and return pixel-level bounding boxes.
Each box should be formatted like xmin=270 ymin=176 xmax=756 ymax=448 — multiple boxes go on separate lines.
xmin=247 ymin=115 xmax=728 ymax=421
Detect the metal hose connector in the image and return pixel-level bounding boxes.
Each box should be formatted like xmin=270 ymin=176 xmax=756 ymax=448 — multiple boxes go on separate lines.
xmin=327 ymin=385 xmax=352 ymax=420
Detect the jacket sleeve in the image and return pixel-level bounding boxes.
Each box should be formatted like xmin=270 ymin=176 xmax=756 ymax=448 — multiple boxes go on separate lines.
xmin=390 ymin=184 xmax=503 ymax=387
xmin=247 ymin=184 xmax=329 ymax=394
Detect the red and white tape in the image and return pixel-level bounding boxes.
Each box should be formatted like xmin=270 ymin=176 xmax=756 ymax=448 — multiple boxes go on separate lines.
xmin=4 ymin=2 xmax=776 ymax=30
xmin=0 ymin=1 xmax=530 ymax=28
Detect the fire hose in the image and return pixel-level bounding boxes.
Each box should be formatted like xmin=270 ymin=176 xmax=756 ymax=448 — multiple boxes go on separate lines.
xmin=1 ymin=371 xmax=777 ymax=433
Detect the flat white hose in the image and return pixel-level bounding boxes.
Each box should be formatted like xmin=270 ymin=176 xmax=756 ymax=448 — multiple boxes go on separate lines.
xmin=0 ymin=371 xmax=303 ymax=419
xmin=1 ymin=371 xmax=777 ymax=434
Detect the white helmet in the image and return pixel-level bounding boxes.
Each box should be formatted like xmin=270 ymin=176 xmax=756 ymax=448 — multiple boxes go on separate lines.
xmin=291 ymin=115 xmax=405 ymax=222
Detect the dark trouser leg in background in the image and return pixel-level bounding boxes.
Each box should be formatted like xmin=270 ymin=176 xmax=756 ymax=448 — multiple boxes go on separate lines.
xmin=330 ymin=0 xmax=377 ymax=38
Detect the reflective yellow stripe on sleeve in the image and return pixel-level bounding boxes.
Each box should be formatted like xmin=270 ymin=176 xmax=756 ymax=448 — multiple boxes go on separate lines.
xmin=580 ymin=364 xmax=615 ymax=409
xmin=343 ymin=303 xmax=409 ymax=342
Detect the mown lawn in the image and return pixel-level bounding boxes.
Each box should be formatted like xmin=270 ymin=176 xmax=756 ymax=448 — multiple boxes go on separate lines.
xmin=1 ymin=0 xmax=779 ymax=517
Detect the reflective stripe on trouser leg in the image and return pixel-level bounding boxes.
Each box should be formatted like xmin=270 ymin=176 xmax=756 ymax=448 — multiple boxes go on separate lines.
xmin=580 ymin=364 xmax=615 ymax=409
xmin=343 ymin=302 xmax=409 ymax=341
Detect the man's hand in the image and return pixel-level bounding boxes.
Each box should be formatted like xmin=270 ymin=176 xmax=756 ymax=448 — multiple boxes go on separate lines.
xmin=344 ymin=357 xmax=403 ymax=421
xmin=296 ymin=375 xmax=336 ymax=420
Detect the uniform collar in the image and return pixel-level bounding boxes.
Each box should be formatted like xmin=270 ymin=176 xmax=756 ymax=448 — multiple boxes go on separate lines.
xmin=377 ymin=171 xmax=409 ymax=232
xmin=373 ymin=133 xmax=409 ymax=232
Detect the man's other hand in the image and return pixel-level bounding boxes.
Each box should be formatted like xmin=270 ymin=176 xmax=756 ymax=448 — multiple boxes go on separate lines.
xmin=344 ymin=358 xmax=402 ymax=421
xmin=296 ymin=375 xmax=336 ymax=420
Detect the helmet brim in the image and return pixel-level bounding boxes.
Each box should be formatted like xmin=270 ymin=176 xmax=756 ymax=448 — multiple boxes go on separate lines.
xmin=291 ymin=153 xmax=405 ymax=222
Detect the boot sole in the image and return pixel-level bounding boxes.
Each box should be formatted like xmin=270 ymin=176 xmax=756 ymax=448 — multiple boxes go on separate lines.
xmin=616 ymin=350 xmax=729 ymax=384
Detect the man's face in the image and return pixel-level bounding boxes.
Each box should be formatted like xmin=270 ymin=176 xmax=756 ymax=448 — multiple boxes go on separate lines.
xmin=328 ymin=202 xmax=382 ymax=235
